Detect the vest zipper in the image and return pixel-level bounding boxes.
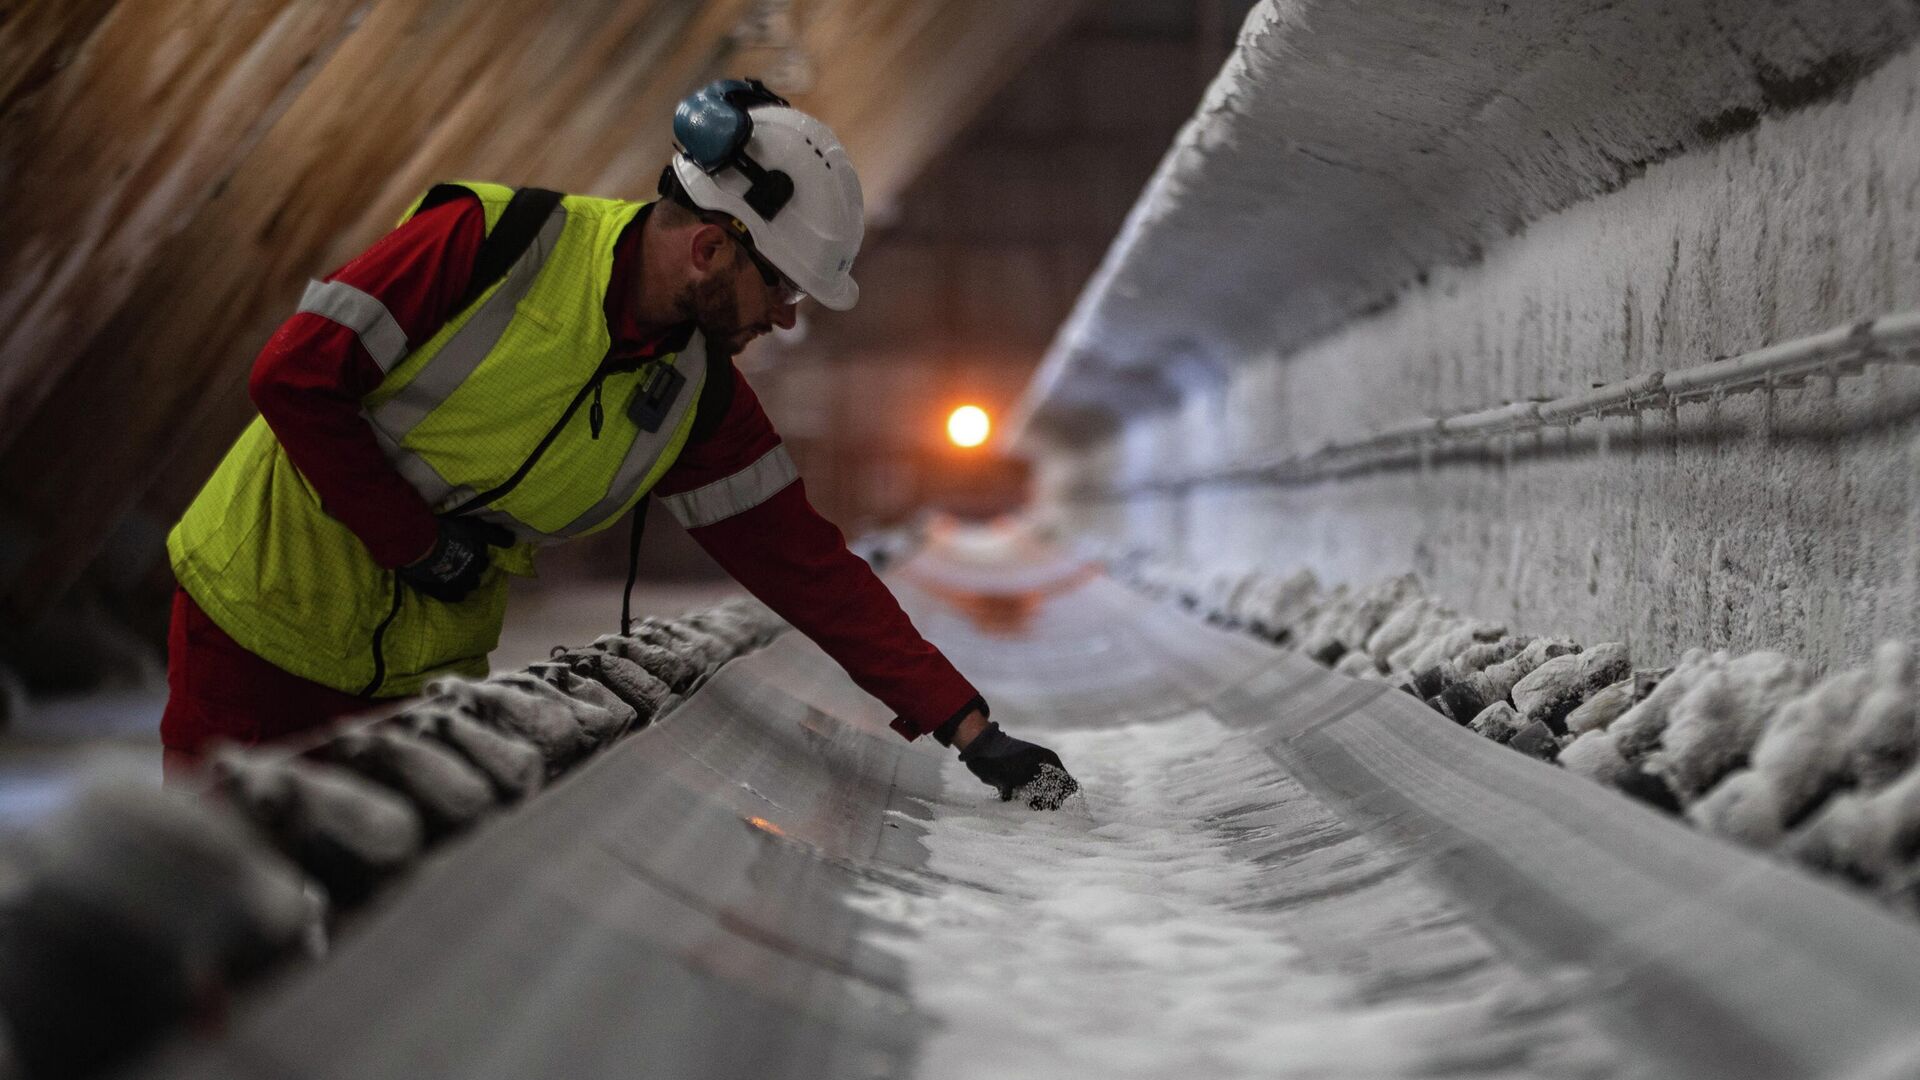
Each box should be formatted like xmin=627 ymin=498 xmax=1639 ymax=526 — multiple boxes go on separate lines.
xmin=447 ymin=352 xmax=619 ymax=516
xmin=360 ymin=575 xmax=404 ymax=697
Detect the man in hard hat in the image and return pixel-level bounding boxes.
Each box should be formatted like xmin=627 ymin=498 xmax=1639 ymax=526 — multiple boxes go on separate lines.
xmin=162 ymin=79 xmax=1077 ymax=808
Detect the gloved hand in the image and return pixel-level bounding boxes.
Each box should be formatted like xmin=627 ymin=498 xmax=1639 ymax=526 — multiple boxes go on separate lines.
xmin=396 ymin=516 xmax=515 ymax=602
xmin=958 ymin=723 xmax=1079 ymax=810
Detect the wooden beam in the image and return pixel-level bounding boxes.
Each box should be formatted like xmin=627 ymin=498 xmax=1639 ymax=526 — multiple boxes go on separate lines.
xmin=776 ymin=0 xmax=1094 ymax=217
xmin=0 ymin=0 xmax=588 ymax=619
xmin=0 ymin=0 xmax=367 ymax=455
xmin=0 ymin=0 xmax=119 ymax=117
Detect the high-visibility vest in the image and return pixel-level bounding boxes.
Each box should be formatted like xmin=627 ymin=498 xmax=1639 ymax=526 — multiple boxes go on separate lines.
xmin=169 ymin=182 xmax=708 ymax=698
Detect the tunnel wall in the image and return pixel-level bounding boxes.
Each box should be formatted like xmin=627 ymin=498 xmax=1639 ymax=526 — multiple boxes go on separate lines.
xmin=1040 ymin=27 xmax=1920 ymax=674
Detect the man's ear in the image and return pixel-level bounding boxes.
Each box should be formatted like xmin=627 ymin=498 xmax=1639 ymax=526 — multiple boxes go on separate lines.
xmin=688 ymin=223 xmax=731 ymax=278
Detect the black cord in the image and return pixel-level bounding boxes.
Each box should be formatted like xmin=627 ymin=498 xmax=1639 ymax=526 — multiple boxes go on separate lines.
xmin=621 ymin=497 xmax=650 ymax=636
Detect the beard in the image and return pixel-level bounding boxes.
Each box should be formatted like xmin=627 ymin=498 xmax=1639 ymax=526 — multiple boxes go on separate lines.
xmin=684 ymin=274 xmax=767 ymax=356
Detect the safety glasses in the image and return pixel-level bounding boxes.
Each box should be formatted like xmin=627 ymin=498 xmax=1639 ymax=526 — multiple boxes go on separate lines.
xmin=728 ymin=227 xmax=807 ymax=307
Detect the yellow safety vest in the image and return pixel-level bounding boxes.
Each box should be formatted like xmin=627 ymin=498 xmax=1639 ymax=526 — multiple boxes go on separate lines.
xmin=169 ymin=182 xmax=707 ymax=697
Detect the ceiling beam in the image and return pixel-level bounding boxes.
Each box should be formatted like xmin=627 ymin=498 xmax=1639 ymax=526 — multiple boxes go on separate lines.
xmin=0 ymin=0 xmax=368 ymax=458
xmin=0 ymin=0 xmax=119 ymax=116
xmin=775 ymin=0 xmax=1094 ymax=219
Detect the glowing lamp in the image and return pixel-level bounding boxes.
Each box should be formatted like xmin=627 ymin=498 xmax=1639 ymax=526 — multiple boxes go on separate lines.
xmin=947 ymin=405 xmax=990 ymax=448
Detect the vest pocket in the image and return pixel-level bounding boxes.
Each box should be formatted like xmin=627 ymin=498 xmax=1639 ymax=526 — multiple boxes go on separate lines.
xmin=250 ymin=495 xmax=390 ymax=688
xmin=510 ymin=297 xmax=565 ymax=333
xmin=176 ymin=443 xmax=385 ymax=691
xmin=376 ymin=570 xmax=513 ymax=696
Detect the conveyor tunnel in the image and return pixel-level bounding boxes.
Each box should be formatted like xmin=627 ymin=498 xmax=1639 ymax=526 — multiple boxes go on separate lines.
xmin=11 ymin=0 xmax=1920 ymax=1076
xmin=99 ymin=530 xmax=1920 ymax=1078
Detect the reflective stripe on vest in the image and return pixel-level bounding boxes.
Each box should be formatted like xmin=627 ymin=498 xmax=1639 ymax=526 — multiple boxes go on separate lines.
xmin=414 ymin=334 xmax=711 ymax=545
xmin=366 ymin=421 xmax=481 ymax=511
xmin=660 ymin=444 xmax=798 ymax=529
xmin=367 ymin=201 xmax=569 ymax=443
xmin=549 ymin=349 xmax=708 ymax=538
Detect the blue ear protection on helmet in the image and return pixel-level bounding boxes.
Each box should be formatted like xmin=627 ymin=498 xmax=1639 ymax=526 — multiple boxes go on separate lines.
xmin=671 ymin=78 xmax=796 ymax=221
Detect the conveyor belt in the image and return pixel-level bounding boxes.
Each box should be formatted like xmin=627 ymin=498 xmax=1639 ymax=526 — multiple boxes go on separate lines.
xmin=133 ymin=557 xmax=1920 ymax=1079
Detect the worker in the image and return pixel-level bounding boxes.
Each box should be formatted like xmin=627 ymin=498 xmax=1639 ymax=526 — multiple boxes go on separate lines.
xmin=162 ymin=79 xmax=1077 ymax=809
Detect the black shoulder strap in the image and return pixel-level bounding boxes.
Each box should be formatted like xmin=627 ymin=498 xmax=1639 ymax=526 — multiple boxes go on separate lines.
xmin=687 ymin=341 xmax=738 ymax=445
xmin=413 ymin=182 xmax=475 ymax=217
xmin=460 ymin=186 xmax=564 ymax=310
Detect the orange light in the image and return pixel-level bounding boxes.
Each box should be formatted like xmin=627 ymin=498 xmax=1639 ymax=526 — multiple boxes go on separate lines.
xmin=947 ymin=405 xmax=990 ymax=448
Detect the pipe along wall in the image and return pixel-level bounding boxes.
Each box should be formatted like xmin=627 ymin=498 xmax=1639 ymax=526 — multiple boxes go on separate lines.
xmin=1024 ymin=0 xmax=1920 ymax=675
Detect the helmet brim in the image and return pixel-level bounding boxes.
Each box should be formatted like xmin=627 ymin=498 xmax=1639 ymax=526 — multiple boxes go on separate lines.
xmin=806 ymin=274 xmax=858 ymax=312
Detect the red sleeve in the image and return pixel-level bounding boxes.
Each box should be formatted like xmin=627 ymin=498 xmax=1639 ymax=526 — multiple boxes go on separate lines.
xmin=657 ymin=370 xmax=983 ymax=740
xmin=248 ymin=197 xmax=485 ymax=569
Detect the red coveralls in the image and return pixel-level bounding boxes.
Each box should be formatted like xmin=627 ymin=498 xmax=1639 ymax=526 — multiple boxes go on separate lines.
xmin=162 ymin=195 xmax=981 ymax=774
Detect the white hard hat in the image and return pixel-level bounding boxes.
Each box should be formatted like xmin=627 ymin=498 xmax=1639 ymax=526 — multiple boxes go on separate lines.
xmin=670 ymin=85 xmax=864 ymax=310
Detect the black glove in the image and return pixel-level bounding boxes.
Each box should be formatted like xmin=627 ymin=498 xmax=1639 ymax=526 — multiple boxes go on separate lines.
xmin=396 ymin=516 xmax=515 ymax=602
xmin=958 ymin=723 xmax=1079 ymax=810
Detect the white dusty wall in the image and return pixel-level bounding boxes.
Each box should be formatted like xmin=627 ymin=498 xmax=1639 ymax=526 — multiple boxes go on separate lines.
xmin=1039 ymin=33 xmax=1920 ymax=673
